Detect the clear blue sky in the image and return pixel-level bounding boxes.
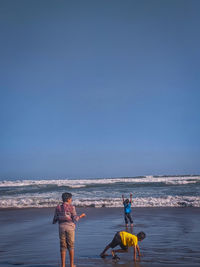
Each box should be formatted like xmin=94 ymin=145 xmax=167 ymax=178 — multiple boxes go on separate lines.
xmin=0 ymin=0 xmax=200 ymax=179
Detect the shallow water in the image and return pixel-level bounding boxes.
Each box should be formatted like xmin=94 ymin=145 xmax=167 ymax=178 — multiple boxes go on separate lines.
xmin=0 ymin=207 xmax=200 ymax=267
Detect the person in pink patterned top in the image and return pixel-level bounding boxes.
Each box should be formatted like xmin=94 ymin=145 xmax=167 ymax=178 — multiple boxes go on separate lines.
xmin=53 ymin=192 xmax=86 ymax=267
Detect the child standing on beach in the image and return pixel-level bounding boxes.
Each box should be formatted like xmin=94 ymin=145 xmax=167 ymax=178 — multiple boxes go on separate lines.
xmin=53 ymin=192 xmax=86 ymax=267
xmin=100 ymin=231 xmax=146 ymax=262
xmin=122 ymin=193 xmax=133 ymax=227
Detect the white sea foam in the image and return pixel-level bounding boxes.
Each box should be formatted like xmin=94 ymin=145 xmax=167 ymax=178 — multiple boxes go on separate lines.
xmin=1 ymin=176 xmax=199 ymax=208
xmin=0 ymin=176 xmax=199 ymax=187
xmin=0 ymin=195 xmax=199 ymax=208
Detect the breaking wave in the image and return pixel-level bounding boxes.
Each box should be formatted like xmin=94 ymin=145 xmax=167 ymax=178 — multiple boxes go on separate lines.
xmin=0 ymin=176 xmax=199 ymax=188
xmin=0 ymin=176 xmax=199 ymax=208
xmin=0 ymin=195 xmax=199 ymax=208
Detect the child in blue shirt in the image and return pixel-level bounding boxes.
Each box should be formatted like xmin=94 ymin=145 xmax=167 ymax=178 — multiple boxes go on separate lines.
xmin=122 ymin=193 xmax=133 ymax=227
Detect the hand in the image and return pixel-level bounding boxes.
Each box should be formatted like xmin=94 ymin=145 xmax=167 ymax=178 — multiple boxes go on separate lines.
xmin=80 ymin=213 xmax=86 ymax=218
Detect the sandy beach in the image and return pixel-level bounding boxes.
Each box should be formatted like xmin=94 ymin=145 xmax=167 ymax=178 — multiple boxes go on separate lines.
xmin=0 ymin=207 xmax=200 ymax=267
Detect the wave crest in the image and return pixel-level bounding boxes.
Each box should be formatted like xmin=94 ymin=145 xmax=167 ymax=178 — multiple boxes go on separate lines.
xmin=0 ymin=176 xmax=199 ymax=188
xmin=0 ymin=195 xmax=199 ymax=208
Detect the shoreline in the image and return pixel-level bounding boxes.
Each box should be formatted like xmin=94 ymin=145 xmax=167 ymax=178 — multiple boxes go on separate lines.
xmin=1 ymin=206 xmax=200 ymax=211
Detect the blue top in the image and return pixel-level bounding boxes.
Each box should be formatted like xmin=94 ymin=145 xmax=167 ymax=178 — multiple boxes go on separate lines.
xmin=124 ymin=202 xmax=131 ymax=214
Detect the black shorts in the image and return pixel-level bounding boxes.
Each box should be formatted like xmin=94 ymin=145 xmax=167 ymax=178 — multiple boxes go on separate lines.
xmin=108 ymin=232 xmax=128 ymax=250
xmin=124 ymin=213 xmax=133 ymax=224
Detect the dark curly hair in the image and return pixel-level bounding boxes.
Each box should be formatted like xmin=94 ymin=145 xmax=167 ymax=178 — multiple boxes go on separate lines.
xmin=137 ymin=232 xmax=146 ymax=241
xmin=62 ymin=192 xmax=72 ymax=202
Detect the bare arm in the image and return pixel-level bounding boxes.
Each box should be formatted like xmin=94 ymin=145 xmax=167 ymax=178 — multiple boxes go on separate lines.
xmin=136 ymin=245 xmax=141 ymax=257
xmin=122 ymin=194 xmax=125 ymax=203
xmin=133 ymin=246 xmax=136 ymax=261
xmin=130 ymin=193 xmax=133 ymax=204
xmin=71 ymin=206 xmax=86 ymax=222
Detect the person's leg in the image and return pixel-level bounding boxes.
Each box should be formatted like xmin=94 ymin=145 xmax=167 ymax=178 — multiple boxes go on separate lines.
xmin=61 ymin=250 xmax=66 ymax=267
xmin=112 ymin=248 xmax=128 ymax=255
xmin=100 ymin=232 xmax=119 ymax=258
xmin=127 ymin=213 xmax=133 ymax=226
xmin=112 ymin=248 xmax=128 ymax=260
xmin=124 ymin=214 xmax=128 ymax=227
xmin=66 ymin=230 xmax=75 ymax=267
xmin=112 ymin=245 xmax=128 ymax=259
xmin=100 ymin=245 xmax=111 ymax=258
xmin=69 ymin=249 xmax=75 ymax=267
xmin=59 ymin=227 xmax=67 ymax=267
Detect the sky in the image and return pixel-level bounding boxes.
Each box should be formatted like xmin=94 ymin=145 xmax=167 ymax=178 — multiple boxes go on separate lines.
xmin=0 ymin=0 xmax=200 ymax=179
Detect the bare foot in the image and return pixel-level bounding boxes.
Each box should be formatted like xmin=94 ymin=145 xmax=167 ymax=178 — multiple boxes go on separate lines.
xmin=111 ymin=250 xmax=115 ymax=257
xmin=100 ymin=253 xmax=108 ymax=258
xmin=112 ymin=255 xmax=120 ymax=260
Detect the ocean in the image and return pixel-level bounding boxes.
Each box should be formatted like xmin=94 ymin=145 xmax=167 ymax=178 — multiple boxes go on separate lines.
xmin=0 ymin=176 xmax=200 ymax=266
xmin=0 ymin=175 xmax=200 ymax=208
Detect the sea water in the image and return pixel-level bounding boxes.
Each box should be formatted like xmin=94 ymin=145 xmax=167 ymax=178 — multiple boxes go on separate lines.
xmin=0 ymin=175 xmax=200 ymax=208
xmin=0 ymin=207 xmax=200 ymax=267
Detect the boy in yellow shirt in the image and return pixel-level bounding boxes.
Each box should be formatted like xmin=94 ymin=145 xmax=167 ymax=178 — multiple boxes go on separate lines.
xmin=100 ymin=231 xmax=146 ymax=262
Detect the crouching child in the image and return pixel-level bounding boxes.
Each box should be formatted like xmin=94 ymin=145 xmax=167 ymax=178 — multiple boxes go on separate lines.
xmin=100 ymin=231 xmax=146 ymax=262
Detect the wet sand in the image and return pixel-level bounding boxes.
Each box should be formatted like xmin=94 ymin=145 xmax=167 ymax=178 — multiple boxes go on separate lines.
xmin=0 ymin=207 xmax=200 ymax=267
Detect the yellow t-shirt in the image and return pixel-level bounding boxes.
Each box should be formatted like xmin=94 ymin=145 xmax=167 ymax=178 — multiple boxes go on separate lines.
xmin=119 ymin=231 xmax=138 ymax=247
